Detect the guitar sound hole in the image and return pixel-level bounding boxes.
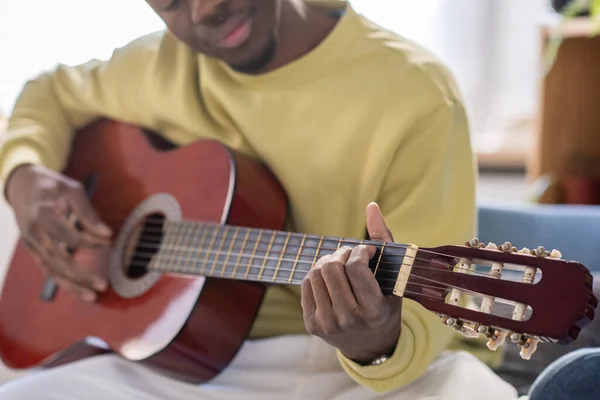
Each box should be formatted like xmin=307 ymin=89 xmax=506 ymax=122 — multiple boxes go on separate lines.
xmin=125 ymin=213 xmax=166 ymax=279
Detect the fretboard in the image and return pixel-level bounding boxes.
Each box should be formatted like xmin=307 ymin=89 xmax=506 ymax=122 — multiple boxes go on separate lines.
xmin=142 ymin=221 xmax=409 ymax=295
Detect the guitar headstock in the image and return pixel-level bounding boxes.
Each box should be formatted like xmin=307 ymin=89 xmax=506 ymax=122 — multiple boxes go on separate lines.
xmin=397 ymin=238 xmax=597 ymax=360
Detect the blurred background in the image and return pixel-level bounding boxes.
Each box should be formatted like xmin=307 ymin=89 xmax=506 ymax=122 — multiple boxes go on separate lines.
xmin=2 ymin=0 xmax=599 ymax=390
xmin=0 ymin=0 xmax=557 ymax=201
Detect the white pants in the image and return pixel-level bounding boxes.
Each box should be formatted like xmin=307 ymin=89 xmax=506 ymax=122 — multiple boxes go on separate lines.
xmin=0 ymin=335 xmax=518 ymax=400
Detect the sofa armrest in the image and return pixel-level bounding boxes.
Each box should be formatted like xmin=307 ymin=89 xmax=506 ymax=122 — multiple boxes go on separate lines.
xmin=478 ymin=202 xmax=600 ymax=273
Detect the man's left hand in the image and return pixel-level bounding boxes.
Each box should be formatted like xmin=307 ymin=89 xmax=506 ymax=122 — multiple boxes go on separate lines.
xmin=301 ymin=202 xmax=403 ymax=364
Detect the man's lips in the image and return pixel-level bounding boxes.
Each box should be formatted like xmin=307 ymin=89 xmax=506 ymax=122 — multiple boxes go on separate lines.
xmin=216 ymin=18 xmax=253 ymax=49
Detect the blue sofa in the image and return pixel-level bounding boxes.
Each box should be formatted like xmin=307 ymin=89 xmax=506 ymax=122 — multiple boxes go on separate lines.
xmin=478 ymin=202 xmax=600 ymax=273
xmin=477 ymin=202 xmax=600 ymax=395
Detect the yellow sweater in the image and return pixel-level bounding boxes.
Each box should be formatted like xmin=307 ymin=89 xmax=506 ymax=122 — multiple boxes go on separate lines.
xmin=0 ymin=0 xmax=500 ymax=393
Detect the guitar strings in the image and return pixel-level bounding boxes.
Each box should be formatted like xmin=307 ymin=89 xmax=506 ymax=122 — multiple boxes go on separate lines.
xmin=132 ymin=240 xmax=481 ymax=276
xmin=106 ymin=218 xmax=526 ymax=316
xmin=141 ymin=253 xmax=519 ymax=307
xmin=126 ymin=254 xmax=523 ymax=318
xmin=124 ymin=246 xmax=523 ymax=306
xmin=106 ymin=216 xmax=506 ymax=263
xmin=156 ymin=221 xmax=539 ymax=272
xmin=127 ymin=228 xmax=518 ymax=279
xmin=96 ymin=216 xmax=535 ymax=306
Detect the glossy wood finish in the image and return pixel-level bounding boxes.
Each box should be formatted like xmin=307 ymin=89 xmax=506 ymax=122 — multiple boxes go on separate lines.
xmin=0 ymin=119 xmax=288 ymax=383
xmin=409 ymin=244 xmax=597 ymax=344
xmin=1 ymin=120 xmax=598 ymax=378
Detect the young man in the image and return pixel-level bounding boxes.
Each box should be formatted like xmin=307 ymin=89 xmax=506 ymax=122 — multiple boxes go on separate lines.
xmin=0 ymin=0 xmax=518 ymax=398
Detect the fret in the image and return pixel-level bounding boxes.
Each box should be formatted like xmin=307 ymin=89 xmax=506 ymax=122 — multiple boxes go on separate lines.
xmin=187 ymin=222 xmax=205 ymax=274
xmin=230 ymin=228 xmax=251 ymax=279
xmin=287 ymin=234 xmax=307 ymax=283
xmin=220 ymin=226 xmax=240 ymax=278
xmin=164 ymin=222 xmax=184 ymax=273
xmin=198 ymin=225 xmax=220 ymax=275
xmin=266 ymin=232 xmax=300 ymax=283
xmin=182 ymin=222 xmax=209 ymax=273
xmin=173 ymin=222 xmax=185 ymax=274
xmin=273 ymin=232 xmax=292 ymax=282
xmin=286 ymin=235 xmax=323 ymax=282
xmin=151 ymin=222 xmax=407 ymax=292
xmin=310 ymin=236 xmax=325 ymax=272
xmin=257 ymin=231 xmax=277 ymax=280
xmin=209 ymin=225 xmax=229 ymax=276
xmin=371 ymin=244 xmax=406 ymax=296
xmin=175 ymin=222 xmax=191 ymax=274
xmin=244 ymin=229 xmax=264 ymax=280
xmin=374 ymin=242 xmax=386 ymax=276
xmin=253 ymin=231 xmax=287 ymax=282
xmin=246 ymin=229 xmax=282 ymax=282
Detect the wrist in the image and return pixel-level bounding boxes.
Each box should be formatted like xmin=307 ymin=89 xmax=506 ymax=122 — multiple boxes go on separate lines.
xmin=342 ymin=321 xmax=401 ymax=365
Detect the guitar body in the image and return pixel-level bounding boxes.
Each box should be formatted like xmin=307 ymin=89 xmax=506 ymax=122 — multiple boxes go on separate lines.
xmin=0 ymin=119 xmax=288 ymax=382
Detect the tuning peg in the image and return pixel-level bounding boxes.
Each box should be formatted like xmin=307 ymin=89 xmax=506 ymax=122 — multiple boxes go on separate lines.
xmin=441 ymin=316 xmax=480 ymax=338
xmin=442 ymin=316 xmax=457 ymax=326
xmin=510 ymin=332 xmax=524 ymax=343
xmin=534 ymin=246 xmax=548 ymax=257
xmin=549 ymin=249 xmax=562 ymax=259
xmin=510 ymin=333 xmax=540 ymax=360
xmin=457 ymin=326 xmax=480 ymax=338
xmin=486 ymin=330 xmax=507 ymax=351
xmin=500 ymin=242 xmax=513 ymax=252
xmin=476 ymin=325 xmax=496 ymax=338
xmin=518 ymin=247 xmax=532 ymax=254
xmin=486 ymin=242 xmax=499 ymax=250
xmin=519 ymin=338 xmax=539 ymax=360
xmin=466 ymin=238 xmax=480 ymax=247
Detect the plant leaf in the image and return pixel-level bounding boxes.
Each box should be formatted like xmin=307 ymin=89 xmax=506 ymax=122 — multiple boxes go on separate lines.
xmin=591 ymin=0 xmax=600 ymax=35
xmin=544 ymin=0 xmax=591 ymax=75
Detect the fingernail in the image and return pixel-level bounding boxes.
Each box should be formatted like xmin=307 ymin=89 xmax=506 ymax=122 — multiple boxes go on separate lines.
xmin=82 ymin=292 xmax=97 ymax=302
xmin=97 ymin=224 xmax=112 ymax=236
xmin=94 ymin=280 xmax=108 ymax=292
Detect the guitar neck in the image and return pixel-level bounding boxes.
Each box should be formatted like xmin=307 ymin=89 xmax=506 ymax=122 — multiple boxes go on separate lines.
xmin=119 ymin=215 xmax=600 ymax=349
xmin=143 ymin=220 xmax=408 ymax=295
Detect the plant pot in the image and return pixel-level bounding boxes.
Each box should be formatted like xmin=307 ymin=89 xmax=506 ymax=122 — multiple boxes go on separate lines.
xmin=561 ymin=175 xmax=600 ymax=204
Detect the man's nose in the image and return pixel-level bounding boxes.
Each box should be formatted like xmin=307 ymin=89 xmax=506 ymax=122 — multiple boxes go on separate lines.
xmin=189 ymin=0 xmax=227 ymax=24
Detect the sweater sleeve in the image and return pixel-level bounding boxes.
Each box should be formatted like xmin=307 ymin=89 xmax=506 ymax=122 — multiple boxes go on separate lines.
xmin=337 ymin=99 xmax=480 ymax=392
xmin=0 ymin=32 xmax=166 ymax=191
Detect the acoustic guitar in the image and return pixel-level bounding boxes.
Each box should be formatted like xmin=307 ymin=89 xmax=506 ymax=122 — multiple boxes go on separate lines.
xmin=0 ymin=119 xmax=596 ymax=383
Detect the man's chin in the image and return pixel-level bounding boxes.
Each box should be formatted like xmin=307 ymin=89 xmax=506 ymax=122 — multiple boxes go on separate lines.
xmin=226 ymin=34 xmax=278 ymax=74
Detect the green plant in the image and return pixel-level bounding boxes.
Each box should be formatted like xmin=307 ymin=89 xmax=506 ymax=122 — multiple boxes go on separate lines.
xmin=545 ymin=0 xmax=600 ymax=73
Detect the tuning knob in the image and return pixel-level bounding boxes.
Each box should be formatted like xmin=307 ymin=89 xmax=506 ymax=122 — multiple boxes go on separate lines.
xmin=520 ymin=338 xmax=539 ymax=360
xmin=458 ymin=326 xmax=480 ymax=338
xmin=550 ymin=249 xmax=563 ymax=259
xmin=466 ymin=238 xmax=480 ymax=247
xmin=487 ymin=330 xmax=507 ymax=351
xmin=500 ymin=242 xmax=513 ymax=252
xmin=486 ymin=242 xmax=499 ymax=250
xmin=534 ymin=246 xmax=551 ymax=257
xmin=442 ymin=316 xmax=480 ymax=338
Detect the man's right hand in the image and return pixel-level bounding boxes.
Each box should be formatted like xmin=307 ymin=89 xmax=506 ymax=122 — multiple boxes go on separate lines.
xmin=6 ymin=164 xmax=113 ymax=301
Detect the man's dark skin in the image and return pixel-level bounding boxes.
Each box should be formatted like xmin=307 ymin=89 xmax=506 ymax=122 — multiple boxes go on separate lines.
xmin=4 ymin=0 xmax=402 ymax=365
